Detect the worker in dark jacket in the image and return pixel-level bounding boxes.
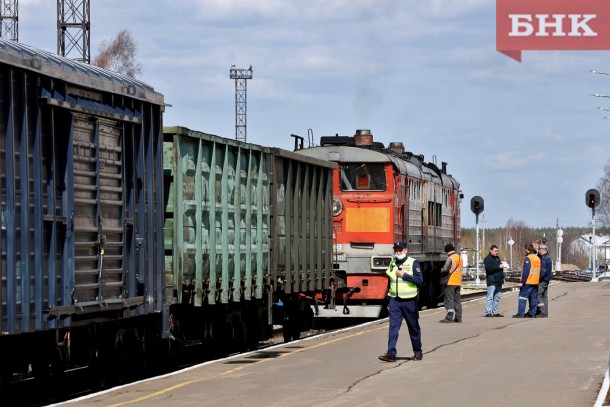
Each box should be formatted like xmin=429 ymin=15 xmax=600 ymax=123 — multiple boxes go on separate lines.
xmin=513 ymin=243 xmax=540 ymax=318
xmin=536 ymin=244 xmax=553 ymax=317
xmin=379 ymin=242 xmax=424 ymax=362
xmin=483 ymin=244 xmax=505 ymax=317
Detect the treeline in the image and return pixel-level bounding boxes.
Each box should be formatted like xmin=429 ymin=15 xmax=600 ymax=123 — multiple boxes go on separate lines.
xmin=460 ymin=220 xmax=607 ymax=270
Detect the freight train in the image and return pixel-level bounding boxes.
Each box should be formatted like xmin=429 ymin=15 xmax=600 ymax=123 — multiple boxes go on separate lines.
xmin=0 ymin=37 xmax=461 ymax=393
xmin=0 ymin=38 xmax=334 ymax=390
xmin=293 ymin=130 xmax=462 ymax=317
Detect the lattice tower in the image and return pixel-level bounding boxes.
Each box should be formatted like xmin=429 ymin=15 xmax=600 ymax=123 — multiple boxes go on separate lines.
xmin=229 ymin=65 xmax=253 ymax=142
xmin=0 ymin=0 xmax=18 ymax=42
xmin=57 ymin=0 xmax=90 ymax=63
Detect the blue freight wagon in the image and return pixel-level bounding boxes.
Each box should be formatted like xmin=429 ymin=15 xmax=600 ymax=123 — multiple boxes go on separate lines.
xmin=0 ymin=38 xmax=166 ymax=387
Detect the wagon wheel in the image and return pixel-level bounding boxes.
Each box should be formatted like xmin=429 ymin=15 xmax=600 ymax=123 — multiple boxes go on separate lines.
xmin=282 ymin=300 xmax=305 ymax=342
xmin=228 ymin=311 xmax=247 ymax=353
xmin=214 ymin=310 xmax=247 ymax=356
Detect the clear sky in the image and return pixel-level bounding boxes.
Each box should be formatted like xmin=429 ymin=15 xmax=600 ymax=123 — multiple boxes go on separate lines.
xmin=16 ymin=0 xmax=610 ymax=229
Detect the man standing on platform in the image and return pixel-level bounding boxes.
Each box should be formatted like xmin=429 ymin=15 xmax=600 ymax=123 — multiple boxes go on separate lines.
xmin=536 ymin=244 xmax=552 ymax=317
xmin=513 ymin=243 xmax=540 ymax=318
xmin=439 ymin=243 xmax=463 ymax=323
xmin=484 ymin=244 xmax=505 ymax=317
xmin=379 ymin=242 xmax=424 ymax=362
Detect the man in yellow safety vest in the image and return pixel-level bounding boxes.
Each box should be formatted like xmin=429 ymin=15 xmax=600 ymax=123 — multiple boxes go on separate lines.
xmin=379 ymin=242 xmax=424 ymax=362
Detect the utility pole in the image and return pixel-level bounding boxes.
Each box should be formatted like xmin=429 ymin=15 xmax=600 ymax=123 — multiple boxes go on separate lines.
xmin=57 ymin=0 xmax=91 ymax=63
xmin=229 ymin=65 xmax=253 ymax=142
xmin=0 ymin=0 xmax=18 ymax=42
xmin=481 ymin=214 xmax=486 ymax=254
xmin=508 ymin=236 xmax=514 ymax=270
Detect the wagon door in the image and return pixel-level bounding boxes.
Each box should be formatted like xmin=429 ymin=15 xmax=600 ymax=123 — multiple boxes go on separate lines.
xmin=68 ymin=114 xmax=130 ymax=309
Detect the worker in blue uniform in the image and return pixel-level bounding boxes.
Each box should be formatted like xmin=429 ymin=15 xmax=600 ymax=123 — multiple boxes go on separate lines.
xmin=379 ymin=242 xmax=424 ymax=362
xmin=536 ymin=244 xmax=553 ymax=317
xmin=513 ymin=243 xmax=540 ymax=318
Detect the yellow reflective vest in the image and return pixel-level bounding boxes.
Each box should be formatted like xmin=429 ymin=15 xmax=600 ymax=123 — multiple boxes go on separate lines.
xmin=386 ymin=257 xmax=418 ymax=299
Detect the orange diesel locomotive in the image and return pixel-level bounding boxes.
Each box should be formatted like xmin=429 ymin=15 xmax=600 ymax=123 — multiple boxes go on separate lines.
xmin=294 ymin=130 xmax=461 ymax=317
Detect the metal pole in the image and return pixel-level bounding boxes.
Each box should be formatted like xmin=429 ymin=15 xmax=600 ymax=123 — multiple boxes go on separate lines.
xmin=604 ymin=240 xmax=608 ymax=278
xmin=591 ymin=215 xmax=597 ymax=281
xmin=556 ymin=222 xmax=563 ymax=272
xmin=509 ymin=236 xmax=513 ymax=270
xmin=557 ymin=236 xmax=562 ymax=272
xmin=589 ymin=235 xmax=593 ymax=273
xmin=481 ymin=215 xmax=486 ymax=255
xmin=475 ymin=214 xmax=480 ymax=286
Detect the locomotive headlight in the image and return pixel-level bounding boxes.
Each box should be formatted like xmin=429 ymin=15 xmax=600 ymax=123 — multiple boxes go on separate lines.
xmin=332 ymin=197 xmax=343 ymax=216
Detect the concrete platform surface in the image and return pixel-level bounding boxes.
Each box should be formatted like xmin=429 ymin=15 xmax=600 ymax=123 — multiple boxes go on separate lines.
xmin=51 ymin=282 xmax=610 ymax=407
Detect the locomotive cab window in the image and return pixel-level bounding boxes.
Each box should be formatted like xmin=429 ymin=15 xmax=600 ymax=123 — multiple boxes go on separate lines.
xmin=339 ymin=164 xmax=386 ymax=191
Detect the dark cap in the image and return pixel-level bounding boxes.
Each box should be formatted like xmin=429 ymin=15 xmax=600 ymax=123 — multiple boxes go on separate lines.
xmin=444 ymin=243 xmax=455 ymax=253
xmin=393 ymin=242 xmax=408 ymax=249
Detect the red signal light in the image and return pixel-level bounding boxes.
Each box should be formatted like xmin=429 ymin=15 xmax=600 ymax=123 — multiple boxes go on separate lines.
xmin=586 ymin=189 xmax=600 ymax=209
xmin=470 ymin=196 xmax=484 ymax=215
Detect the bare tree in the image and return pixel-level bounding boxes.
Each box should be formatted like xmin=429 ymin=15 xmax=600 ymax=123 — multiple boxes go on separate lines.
xmin=93 ymin=29 xmax=142 ymax=78
xmin=504 ymin=218 xmax=533 ymax=248
xmin=597 ymin=159 xmax=610 ymax=227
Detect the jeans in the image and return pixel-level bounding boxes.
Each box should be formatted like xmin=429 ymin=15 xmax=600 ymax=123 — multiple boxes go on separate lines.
xmin=485 ymin=284 xmax=502 ymax=315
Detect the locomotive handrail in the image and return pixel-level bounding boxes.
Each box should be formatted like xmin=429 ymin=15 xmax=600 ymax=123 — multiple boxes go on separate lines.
xmin=346 ymin=198 xmax=392 ymax=203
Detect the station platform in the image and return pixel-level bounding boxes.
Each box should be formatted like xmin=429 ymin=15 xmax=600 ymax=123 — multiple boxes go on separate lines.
xmin=52 ymin=281 xmax=610 ymax=407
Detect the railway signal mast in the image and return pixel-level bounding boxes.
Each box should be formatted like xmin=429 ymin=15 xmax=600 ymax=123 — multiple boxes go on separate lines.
xmin=586 ymin=188 xmax=600 ymax=281
xmin=0 ymin=0 xmax=18 ymax=42
xmin=470 ymin=195 xmax=484 ymax=286
xmin=555 ymin=217 xmax=563 ymax=272
xmin=57 ymin=0 xmax=91 ymax=63
xmin=230 ymin=65 xmax=253 ymax=142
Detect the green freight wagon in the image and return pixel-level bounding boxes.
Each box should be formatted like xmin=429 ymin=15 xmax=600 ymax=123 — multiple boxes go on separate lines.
xmin=163 ymin=126 xmax=336 ymax=351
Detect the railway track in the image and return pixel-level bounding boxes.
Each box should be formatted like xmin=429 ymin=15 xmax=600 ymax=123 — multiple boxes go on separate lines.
xmin=552 ymin=272 xmax=592 ymax=282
